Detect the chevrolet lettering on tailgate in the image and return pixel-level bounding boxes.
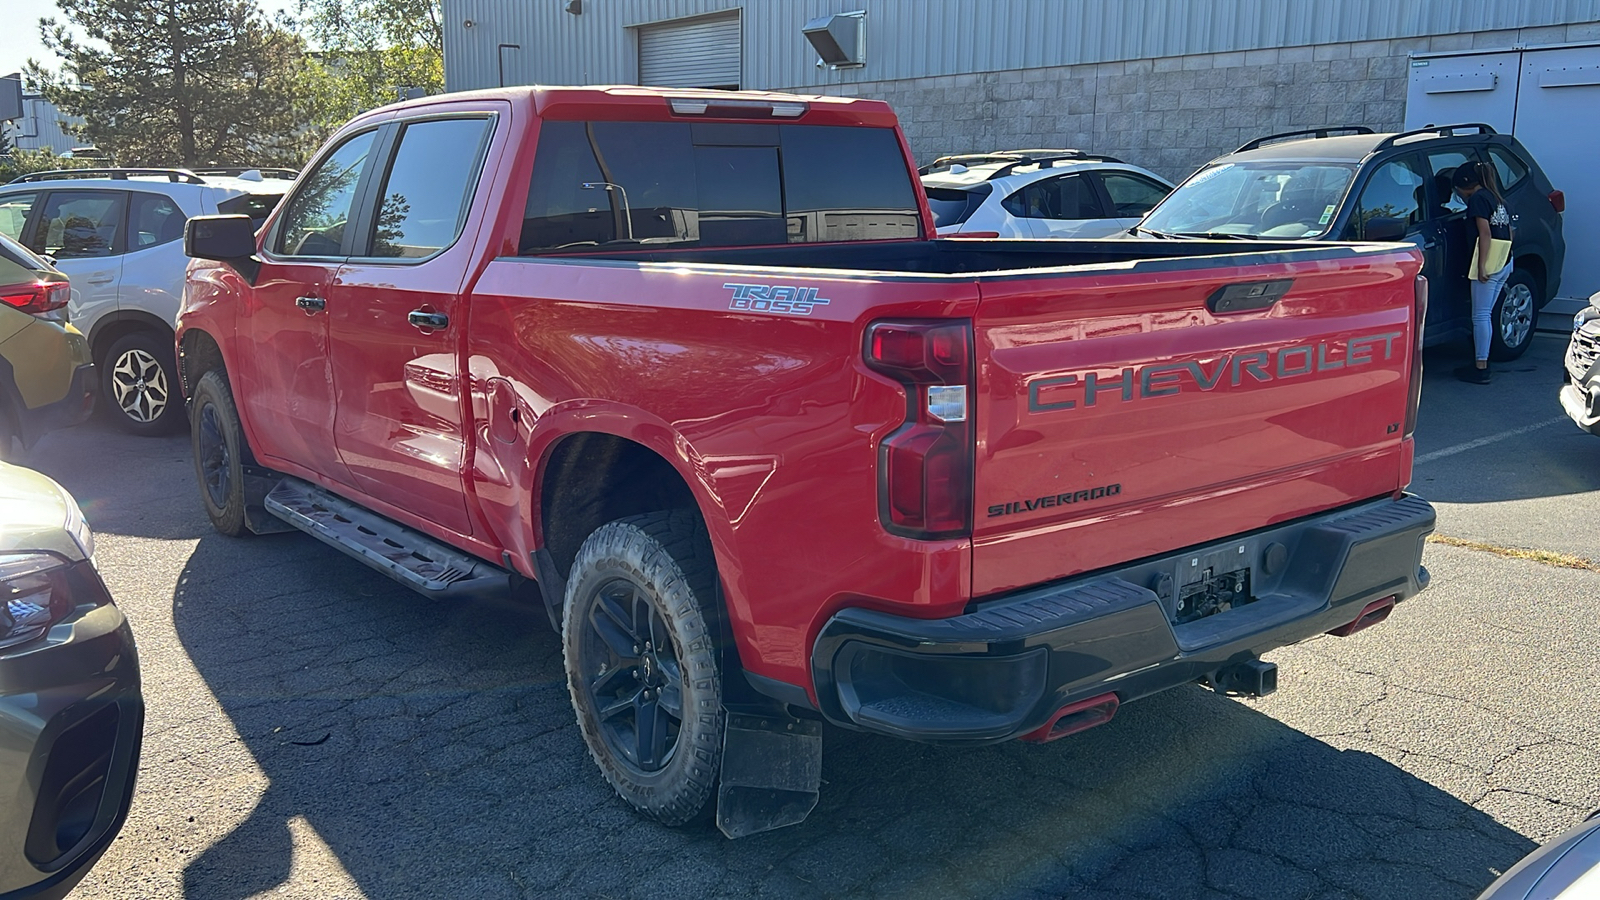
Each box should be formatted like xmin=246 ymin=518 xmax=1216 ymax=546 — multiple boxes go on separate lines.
xmin=1028 ymin=331 xmax=1403 ymax=412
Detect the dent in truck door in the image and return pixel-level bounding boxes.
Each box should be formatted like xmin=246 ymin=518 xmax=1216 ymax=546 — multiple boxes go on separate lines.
xmin=328 ymin=115 xmax=497 ymax=536
xmin=244 ymin=128 xmax=382 ymax=484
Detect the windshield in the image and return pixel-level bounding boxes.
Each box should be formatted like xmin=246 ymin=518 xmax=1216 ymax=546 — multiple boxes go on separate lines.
xmin=1140 ymin=161 xmax=1358 ymax=238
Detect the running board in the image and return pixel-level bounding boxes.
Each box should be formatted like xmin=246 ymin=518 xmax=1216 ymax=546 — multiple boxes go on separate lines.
xmin=264 ymin=478 xmax=513 ymax=600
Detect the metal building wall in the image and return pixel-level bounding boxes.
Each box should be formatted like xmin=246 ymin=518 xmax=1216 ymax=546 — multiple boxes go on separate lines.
xmin=443 ymin=0 xmax=1600 ymax=92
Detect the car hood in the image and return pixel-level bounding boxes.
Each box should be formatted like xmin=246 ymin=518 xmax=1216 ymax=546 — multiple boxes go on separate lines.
xmin=0 ymin=460 xmax=88 ymax=561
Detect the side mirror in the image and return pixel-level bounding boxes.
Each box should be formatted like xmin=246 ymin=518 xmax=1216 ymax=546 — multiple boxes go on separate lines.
xmin=185 ymin=215 xmax=260 ymax=282
xmin=1363 ymin=216 xmax=1408 ymax=242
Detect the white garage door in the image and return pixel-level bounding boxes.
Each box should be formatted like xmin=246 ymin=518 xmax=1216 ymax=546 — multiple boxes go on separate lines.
xmin=638 ymin=12 xmax=741 ymax=89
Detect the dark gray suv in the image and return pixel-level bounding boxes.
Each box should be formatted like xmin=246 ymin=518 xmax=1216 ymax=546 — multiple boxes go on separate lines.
xmin=1139 ymin=124 xmax=1566 ymax=360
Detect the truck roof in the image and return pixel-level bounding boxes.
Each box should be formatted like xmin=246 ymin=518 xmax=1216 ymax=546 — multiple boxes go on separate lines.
xmin=362 ymin=85 xmax=902 ymax=129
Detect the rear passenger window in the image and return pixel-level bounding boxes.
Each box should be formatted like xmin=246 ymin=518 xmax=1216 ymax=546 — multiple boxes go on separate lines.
xmin=0 ymin=193 xmax=37 ymax=243
xmin=26 ymin=190 xmax=125 ymax=259
xmin=366 ymin=117 xmax=493 ymax=259
xmin=1486 ymin=146 xmax=1530 ymax=192
xmin=1002 ymin=174 xmax=1105 ymax=220
xmin=128 ymin=192 xmax=186 ymax=250
xmin=519 ymin=120 xmax=921 ymax=253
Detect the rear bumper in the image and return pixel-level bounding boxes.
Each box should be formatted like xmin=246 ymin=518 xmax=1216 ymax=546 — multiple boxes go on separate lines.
xmin=811 ymin=494 xmax=1435 ymax=744
xmin=14 ymin=364 xmax=96 ymax=447
xmin=0 ymin=562 xmax=143 ymax=900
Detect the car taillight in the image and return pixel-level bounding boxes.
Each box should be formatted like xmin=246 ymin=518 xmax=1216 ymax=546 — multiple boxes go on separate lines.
xmin=1405 ymin=275 xmax=1427 ymax=440
xmin=0 ymin=553 xmax=76 ymax=651
xmin=865 ymin=320 xmax=973 ymax=539
xmin=0 ymin=281 xmax=70 ymax=316
xmin=1549 ymin=190 xmax=1565 ymax=213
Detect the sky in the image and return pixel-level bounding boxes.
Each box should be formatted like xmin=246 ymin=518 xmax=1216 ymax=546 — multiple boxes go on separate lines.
xmin=2 ymin=0 xmax=300 ymax=78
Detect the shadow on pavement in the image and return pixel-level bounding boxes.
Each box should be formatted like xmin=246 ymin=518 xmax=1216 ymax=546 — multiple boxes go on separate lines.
xmin=22 ymin=416 xmax=210 ymax=542
xmin=173 ymin=532 xmax=1535 ymax=900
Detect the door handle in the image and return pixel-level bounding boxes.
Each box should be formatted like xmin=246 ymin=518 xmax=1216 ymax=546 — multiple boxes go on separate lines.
xmin=295 ymin=296 xmax=326 ymax=313
xmin=408 ymin=309 xmax=449 ymax=332
xmin=86 ymin=276 xmax=114 ymax=285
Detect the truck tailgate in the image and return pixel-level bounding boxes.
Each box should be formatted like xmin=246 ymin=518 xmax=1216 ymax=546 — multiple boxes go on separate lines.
xmin=972 ymin=247 xmax=1421 ymax=597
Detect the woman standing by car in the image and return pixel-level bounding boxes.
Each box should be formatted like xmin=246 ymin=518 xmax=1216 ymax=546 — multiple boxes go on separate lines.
xmin=1454 ymin=161 xmax=1514 ymax=384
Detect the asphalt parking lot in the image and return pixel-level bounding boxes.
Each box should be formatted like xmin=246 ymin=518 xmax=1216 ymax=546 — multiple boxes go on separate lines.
xmin=26 ymin=329 xmax=1600 ymax=900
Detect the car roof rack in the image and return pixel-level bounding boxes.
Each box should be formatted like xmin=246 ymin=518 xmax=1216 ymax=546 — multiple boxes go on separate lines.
xmin=8 ymin=167 xmax=208 ymax=185
xmin=1373 ymin=122 xmax=1497 ymax=151
xmin=919 ymin=149 xmax=1126 ymax=179
xmin=1235 ymin=126 xmax=1375 ymax=153
xmin=188 ymin=166 xmax=300 ymax=180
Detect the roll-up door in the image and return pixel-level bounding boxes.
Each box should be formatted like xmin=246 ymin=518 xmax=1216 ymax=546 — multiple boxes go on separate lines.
xmin=638 ymin=12 xmax=741 ymax=89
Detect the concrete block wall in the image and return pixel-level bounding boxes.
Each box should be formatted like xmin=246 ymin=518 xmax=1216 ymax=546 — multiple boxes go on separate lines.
xmin=790 ymin=21 xmax=1600 ymax=182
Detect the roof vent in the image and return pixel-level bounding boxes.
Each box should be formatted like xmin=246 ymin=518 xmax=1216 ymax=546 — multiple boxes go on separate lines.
xmin=803 ymin=11 xmax=865 ymax=68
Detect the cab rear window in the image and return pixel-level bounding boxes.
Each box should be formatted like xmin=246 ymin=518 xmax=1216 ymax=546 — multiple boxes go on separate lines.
xmin=519 ymin=121 xmax=921 ymax=253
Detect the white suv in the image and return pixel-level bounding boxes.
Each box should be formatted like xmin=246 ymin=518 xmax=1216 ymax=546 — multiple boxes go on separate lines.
xmin=0 ymin=168 xmax=293 ymax=435
xmin=920 ymin=150 xmax=1174 ymax=239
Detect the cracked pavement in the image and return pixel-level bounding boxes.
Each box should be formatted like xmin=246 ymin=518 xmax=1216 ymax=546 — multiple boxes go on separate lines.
xmin=32 ymin=334 xmax=1600 ymax=899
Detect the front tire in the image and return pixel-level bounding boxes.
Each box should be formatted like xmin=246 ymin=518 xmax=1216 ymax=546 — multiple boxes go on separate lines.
xmin=103 ymin=332 xmax=184 ymax=435
xmin=190 ymin=370 xmax=252 ymax=537
xmin=562 ymin=510 xmax=724 ymax=826
xmin=1489 ymin=268 xmax=1539 ymax=361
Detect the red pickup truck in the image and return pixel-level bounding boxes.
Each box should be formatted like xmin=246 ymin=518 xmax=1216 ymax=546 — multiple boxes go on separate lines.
xmin=179 ymin=86 xmax=1434 ymax=837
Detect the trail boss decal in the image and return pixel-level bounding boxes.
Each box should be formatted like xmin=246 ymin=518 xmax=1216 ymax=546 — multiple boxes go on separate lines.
xmin=988 ymin=484 xmax=1122 ymax=518
xmin=1028 ymin=331 xmax=1402 ymax=412
xmin=725 ymin=283 xmax=831 ymax=316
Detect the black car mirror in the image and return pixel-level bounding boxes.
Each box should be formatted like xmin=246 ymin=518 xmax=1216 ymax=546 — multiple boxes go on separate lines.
xmin=185 ymin=215 xmax=260 ymax=282
xmin=1363 ymin=216 xmax=1408 ymax=242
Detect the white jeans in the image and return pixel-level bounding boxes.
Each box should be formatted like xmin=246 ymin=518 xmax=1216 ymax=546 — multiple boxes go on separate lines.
xmin=1470 ymin=262 xmax=1513 ymax=362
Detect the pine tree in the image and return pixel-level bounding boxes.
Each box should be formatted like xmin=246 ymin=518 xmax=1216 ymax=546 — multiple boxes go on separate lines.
xmin=26 ymin=0 xmax=307 ymax=167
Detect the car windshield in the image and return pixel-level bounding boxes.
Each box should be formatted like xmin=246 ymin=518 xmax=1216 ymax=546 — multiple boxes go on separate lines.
xmin=1140 ymin=161 xmax=1358 ymax=239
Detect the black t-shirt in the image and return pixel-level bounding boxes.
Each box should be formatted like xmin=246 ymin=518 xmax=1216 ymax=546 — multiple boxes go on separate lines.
xmin=1467 ymin=191 xmax=1512 ymax=241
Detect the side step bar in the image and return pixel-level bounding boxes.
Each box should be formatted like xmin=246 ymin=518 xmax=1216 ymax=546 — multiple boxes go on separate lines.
xmin=264 ymin=478 xmax=513 ymax=600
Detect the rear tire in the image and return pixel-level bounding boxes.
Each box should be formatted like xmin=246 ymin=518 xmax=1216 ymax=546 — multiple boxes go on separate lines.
xmin=103 ymin=331 xmax=184 ymax=435
xmin=562 ymin=510 xmax=724 ymax=826
xmin=1489 ymin=268 xmax=1538 ymax=361
xmin=190 ymin=370 xmax=252 ymax=537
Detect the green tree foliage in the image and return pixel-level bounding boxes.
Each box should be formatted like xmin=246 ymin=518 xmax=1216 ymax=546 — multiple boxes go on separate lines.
xmin=26 ymin=0 xmax=306 ymax=167
xmin=0 ymin=148 xmax=101 ymax=185
xmin=295 ymin=0 xmax=442 ymax=144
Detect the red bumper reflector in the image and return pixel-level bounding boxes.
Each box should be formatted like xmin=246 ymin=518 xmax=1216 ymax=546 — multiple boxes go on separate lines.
xmin=1326 ymin=595 xmax=1398 ymax=637
xmin=1019 ymin=692 xmax=1119 ymax=743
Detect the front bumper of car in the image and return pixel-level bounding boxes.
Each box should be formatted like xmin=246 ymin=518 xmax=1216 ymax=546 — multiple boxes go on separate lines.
xmin=0 ymin=560 xmax=143 ymax=900
xmin=810 ymin=494 xmax=1434 ymax=745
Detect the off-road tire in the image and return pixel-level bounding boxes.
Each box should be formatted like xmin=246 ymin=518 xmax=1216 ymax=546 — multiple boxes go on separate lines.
xmin=103 ymin=331 xmax=184 ymax=435
xmin=562 ymin=510 xmax=724 ymax=826
xmin=190 ymin=370 xmax=253 ymax=537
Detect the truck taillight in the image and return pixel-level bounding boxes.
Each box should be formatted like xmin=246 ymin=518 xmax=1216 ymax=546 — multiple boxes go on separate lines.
xmin=1405 ymin=276 xmax=1427 ymax=439
xmin=865 ymin=320 xmax=973 ymax=539
xmin=1549 ymin=190 xmax=1565 ymax=213
xmin=0 ymin=281 xmax=70 ymax=316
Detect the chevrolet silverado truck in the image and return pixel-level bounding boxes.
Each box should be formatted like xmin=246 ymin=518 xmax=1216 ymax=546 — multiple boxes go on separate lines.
xmin=177 ymin=86 xmax=1435 ymax=838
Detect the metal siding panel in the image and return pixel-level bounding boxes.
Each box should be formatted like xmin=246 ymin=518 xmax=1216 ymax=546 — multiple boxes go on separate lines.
xmin=442 ymin=0 xmax=1600 ymax=93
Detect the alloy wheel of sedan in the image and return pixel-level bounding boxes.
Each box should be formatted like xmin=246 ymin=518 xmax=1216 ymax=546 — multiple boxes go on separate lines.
xmin=110 ymin=347 xmax=170 ymax=424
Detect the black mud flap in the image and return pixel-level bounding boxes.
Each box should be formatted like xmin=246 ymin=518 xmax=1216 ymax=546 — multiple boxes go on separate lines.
xmin=715 ymin=710 xmax=822 ymax=839
xmin=243 ymin=470 xmax=294 ymax=535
